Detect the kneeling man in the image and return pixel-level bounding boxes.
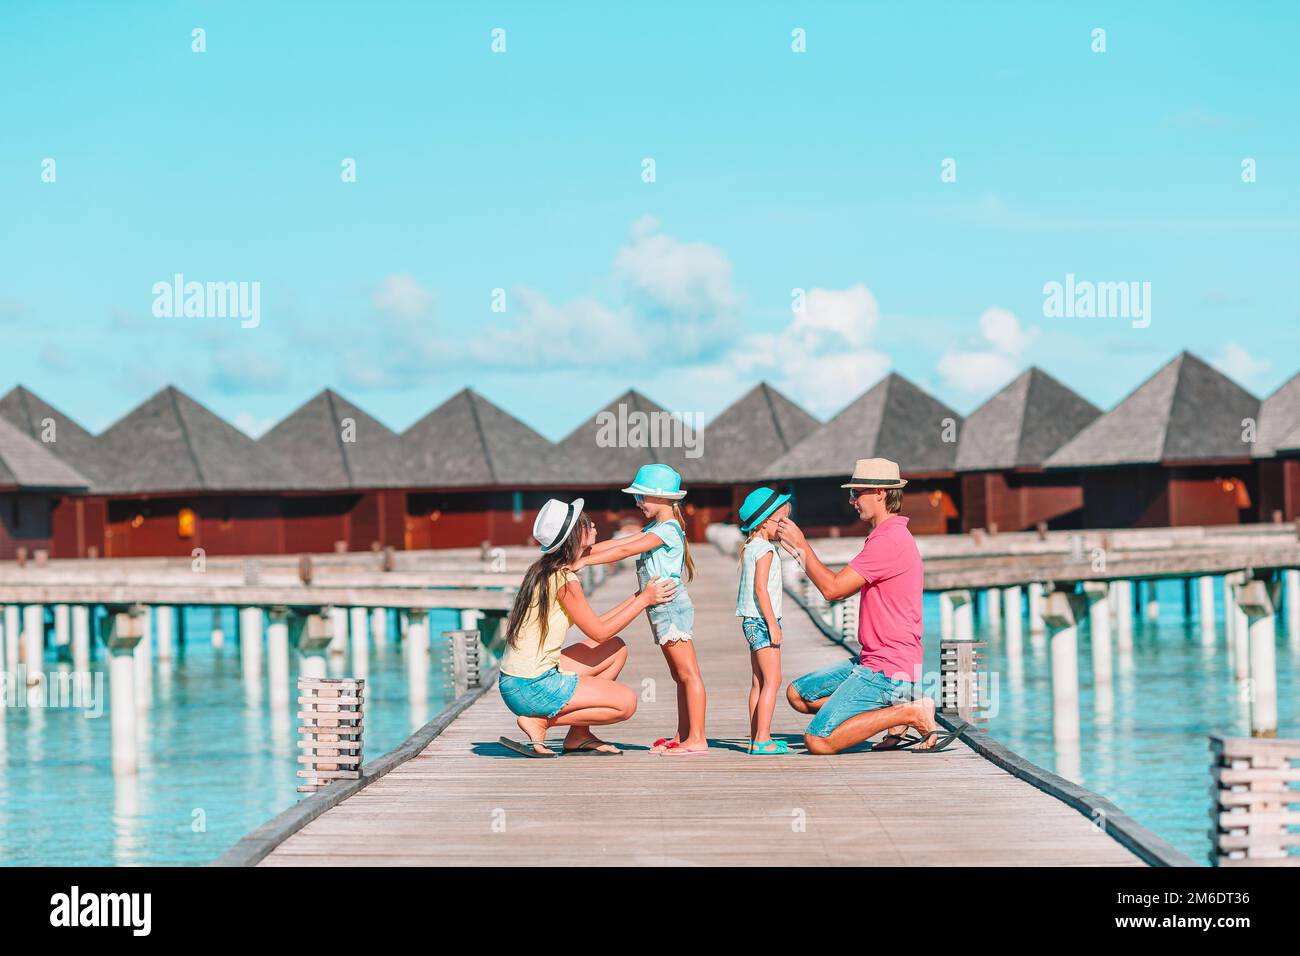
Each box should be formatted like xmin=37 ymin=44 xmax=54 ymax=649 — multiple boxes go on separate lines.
xmin=778 ymin=458 xmax=952 ymax=754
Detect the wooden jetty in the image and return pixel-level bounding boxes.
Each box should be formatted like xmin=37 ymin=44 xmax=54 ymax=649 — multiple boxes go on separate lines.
xmin=239 ymin=547 xmax=1187 ymax=867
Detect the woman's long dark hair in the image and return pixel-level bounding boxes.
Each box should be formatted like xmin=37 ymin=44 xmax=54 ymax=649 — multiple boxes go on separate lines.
xmin=505 ymin=511 xmax=593 ymax=650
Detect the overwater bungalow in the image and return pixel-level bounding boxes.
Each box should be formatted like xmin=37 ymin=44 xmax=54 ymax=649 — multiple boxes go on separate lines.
xmin=548 ymin=389 xmax=729 ymax=541
xmin=0 ymin=385 xmax=107 ymax=557
xmin=90 ymin=386 xmax=301 ymax=557
xmin=679 ymin=381 xmax=820 ymax=527
xmin=1254 ymin=371 xmax=1300 ymax=522
xmin=762 ymin=373 xmax=963 ymax=536
xmin=954 ymin=368 xmax=1101 ymax=533
xmin=0 ymin=414 xmax=91 ymax=559
xmin=1044 ymin=352 xmax=1261 ymax=527
xmin=401 ymin=388 xmax=559 ymax=548
xmin=259 ymin=389 xmax=408 ymax=552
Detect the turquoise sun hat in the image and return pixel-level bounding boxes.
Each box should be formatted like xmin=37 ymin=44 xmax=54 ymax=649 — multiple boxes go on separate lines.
xmin=738 ymin=486 xmax=792 ymax=533
xmin=621 ymin=463 xmax=687 ymax=500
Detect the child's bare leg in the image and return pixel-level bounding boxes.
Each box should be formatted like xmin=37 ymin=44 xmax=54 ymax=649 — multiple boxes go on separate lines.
xmin=661 ymin=639 xmax=707 ymax=753
xmin=748 ymin=655 xmax=762 ymax=739
xmin=753 ymin=646 xmax=782 ymax=742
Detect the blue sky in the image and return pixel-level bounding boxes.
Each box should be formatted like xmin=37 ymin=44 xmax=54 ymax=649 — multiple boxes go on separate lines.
xmin=2 ymin=1 xmax=1297 ymax=439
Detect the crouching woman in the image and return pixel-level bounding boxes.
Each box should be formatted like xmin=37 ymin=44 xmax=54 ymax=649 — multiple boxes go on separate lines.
xmin=498 ymin=498 xmax=676 ymax=757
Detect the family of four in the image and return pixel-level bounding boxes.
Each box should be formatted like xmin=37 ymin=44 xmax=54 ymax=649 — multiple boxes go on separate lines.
xmin=495 ymin=456 xmax=962 ymax=758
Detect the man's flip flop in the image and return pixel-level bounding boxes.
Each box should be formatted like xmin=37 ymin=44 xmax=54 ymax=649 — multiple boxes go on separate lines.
xmin=498 ymin=735 xmax=557 ymax=758
xmin=873 ymin=732 xmax=919 ymax=751
xmin=910 ymin=721 xmax=971 ymax=754
xmin=563 ymin=738 xmax=622 ymax=757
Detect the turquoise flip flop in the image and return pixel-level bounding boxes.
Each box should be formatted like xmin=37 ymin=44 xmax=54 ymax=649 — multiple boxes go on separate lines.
xmin=749 ymin=739 xmax=790 ymax=756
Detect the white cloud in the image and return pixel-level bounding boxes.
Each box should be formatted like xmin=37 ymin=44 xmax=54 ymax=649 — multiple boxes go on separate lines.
xmin=1212 ymin=342 xmax=1270 ymax=387
xmin=936 ymin=307 xmax=1037 ymax=395
xmin=737 ymin=284 xmax=891 ymax=415
xmin=615 ymin=215 xmax=737 ymax=318
xmin=371 ymin=274 xmax=433 ymax=320
xmin=211 ymin=349 xmax=290 ymax=394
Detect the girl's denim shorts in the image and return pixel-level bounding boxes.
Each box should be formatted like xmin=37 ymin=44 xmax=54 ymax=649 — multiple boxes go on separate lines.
xmin=647 ymin=589 xmax=694 ymax=645
xmin=498 ymin=668 xmax=579 ymax=719
xmin=740 ymin=615 xmax=781 ymax=650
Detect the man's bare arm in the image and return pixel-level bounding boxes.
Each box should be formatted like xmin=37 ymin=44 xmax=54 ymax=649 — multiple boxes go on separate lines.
xmin=778 ymin=519 xmax=865 ymax=602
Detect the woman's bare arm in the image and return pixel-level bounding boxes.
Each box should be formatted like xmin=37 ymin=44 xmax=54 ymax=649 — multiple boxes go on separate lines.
xmin=557 ymin=576 xmax=675 ymax=642
xmin=571 ymin=531 xmax=662 ymax=570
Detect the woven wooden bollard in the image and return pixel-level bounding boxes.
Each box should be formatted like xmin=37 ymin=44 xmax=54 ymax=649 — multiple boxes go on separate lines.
xmin=442 ymin=629 xmax=482 ymax=698
xmin=297 ymin=677 xmax=364 ymax=793
xmin=940 ymin=639 xmax=988 ymax=728
xmin=1210 ymin=734 xmax=1300 ymax=866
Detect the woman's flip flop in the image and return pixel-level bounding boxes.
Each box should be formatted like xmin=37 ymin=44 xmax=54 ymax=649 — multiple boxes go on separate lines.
xmin=563 ymin=738 xmax=623 ymax=757
xmin=498 ymin=736 xmax=557 ymax=758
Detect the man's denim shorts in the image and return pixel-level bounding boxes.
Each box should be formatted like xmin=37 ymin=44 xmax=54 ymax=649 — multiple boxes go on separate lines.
xmin=791 ymin=658 xmax=914 ymax=738
xmin=740 ymin=616 xmax=781 ymax=651
xmin=498 ymin=668 xmax=579 ymax=719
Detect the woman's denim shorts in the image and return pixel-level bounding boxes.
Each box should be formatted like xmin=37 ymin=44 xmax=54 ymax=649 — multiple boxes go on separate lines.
xmin=498 ymin=668 xmax=579 ymax=719
xmin=791 ymin=658 xmax=914 ymax=738
xmin=740 ymin=616 xmax=781 ymax=651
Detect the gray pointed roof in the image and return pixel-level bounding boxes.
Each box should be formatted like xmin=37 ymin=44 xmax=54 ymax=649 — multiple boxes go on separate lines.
xmin=260 ymin=389 xmax=408 ymax=490
xmin=1254 ymin=372 xmax=1300 ymax=458
xmin=94 ymin=386 xmax=302 ymax=494
xmin=1278 ymin=422 xmax=1300 ymax=453
xmin=402 ymin=388 xmax=557 ymax=488
xmin=0 ymin=416 xmax=90 ymax=491
xmin=681 ymin=382 xmax=820 ymax=483
xmin=0 ymin=385 xmax=107 ymax=486
xmin=763 ymin=373 xmax=963 ymax=480
xmin=551 ymin=389 xmax=703 ymax=486
xmin=955 ymin=368 xmax=1101 ymax=472
xmin=1045 ymin=352 xmax=1260 ymax=468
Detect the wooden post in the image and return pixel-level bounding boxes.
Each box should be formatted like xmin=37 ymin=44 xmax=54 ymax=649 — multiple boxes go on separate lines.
xmin=1028 ymin=582 xmax=1045 ymax=635
xmin=1082 ymin=581 xmax=1112 ymax=685
xmin=22 ymin=605 xmax=44 ymax=688
xmin=986 ymin=588 xmax=1001 ymax=634
xmin=939 ymin=639 xmax=987 ymax=728
xmin=154 ymin=605 xmax=173 ymax=662
xmin=1225 ymin=572 xmax=1250 ymax=680
xmin=1210 ymin=735 xmax=1300 ymax=866
xmin=1285 ymin=569 xmax=1300 ymax=646
xmin=370 ymin=607 xmax=387 ymax=645
xmin=133 ymin=605 xmax=152 ymax=708
xmin=939 ymin=591 xmax=954 ymax=641
xmin=949 ymin=590 xmax=973 ymax=641
xmin=297 ymin=677 xmax=364 ymax=793
xmin=3 ymin=606 xmax=19 ymax=684
xmin=266 ymin=607 xmax=291 ymax=710
xmin=103 ymin=606 xmax=145 ymax=775
xmin=1042 ymin=591 xmax=1084 ymax=748
xmin=349 ymin=606 xmax=369 ymax=680
xmin=406 ymin=608 xmax=430 ymax=724
xmin=211 ymin=606 xmax=225 ymax=650
xmin=1145 ymin=580 xmax=1160 ymax=623
xmin=443 ymin=629 xmax=482 ymax=698
xmin=1235 ymin=580 xmax=1278 ymax=738
xmin=71 ymin=605 xmax=90 ymax=673
xmin=1003 ymin=586 xmax=1023 ymax=644
xmin=1223 ymin=573 xmax=1237 ymax=657
xmin=1182 ymin=578 xmax=1193 ymax=620
xmin=239 ymin=606 xmax=263 ymax=687
xmin=1197 ymin=575 xmax=1216 ymax=644
xmin=1112 ymin=579 xmax=1134 ymax=652
xmin=328 ymin=606 xmax=348 ymax=657
xmin=53 ymin=604 xmax=70 ymax=649
xmin=291 ymin=608 xmax=333 ymax=681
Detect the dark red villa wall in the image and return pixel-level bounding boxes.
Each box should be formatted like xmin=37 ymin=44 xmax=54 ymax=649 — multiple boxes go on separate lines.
xmin=960 ymin=472 xmax=1086 ymax=533
xmin=1079 ymin=465 xmax=1255 ymax=529
xmin=0 ymin=493 xmax=57 ymax=559
xmin=1257 ymin=458 xmax=1299 ymax=522
xmin=102 ymin=495 xmax=283 ymax=557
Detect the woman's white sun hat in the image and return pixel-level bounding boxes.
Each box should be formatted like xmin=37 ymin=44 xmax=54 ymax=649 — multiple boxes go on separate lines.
xmin=620 ymin=463 xmax=687 ymax=500
xmin=533 ymin=497 xmax=585 ymax=553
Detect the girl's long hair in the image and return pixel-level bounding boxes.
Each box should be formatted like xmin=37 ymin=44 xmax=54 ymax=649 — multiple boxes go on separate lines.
xmin=505 ymin=512 xmax=592 ymax=650
xmin=670 ymin=503 xmax=696 ymax=583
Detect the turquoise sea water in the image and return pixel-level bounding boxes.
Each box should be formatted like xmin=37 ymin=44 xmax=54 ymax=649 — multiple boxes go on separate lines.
xmin=917 ymin=577 xmax=1298 ymax=865
xmin=0 ymin=606 xmax=463 ymax=866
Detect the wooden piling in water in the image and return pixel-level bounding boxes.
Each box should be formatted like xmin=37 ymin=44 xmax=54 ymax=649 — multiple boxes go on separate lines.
xmin=103 ymin=605 xmax=145 ymax=775
xmin=1234 ymin=580 xmax=1278 ymax=738
xmin=1210 ymin=734 xmax=1299 ymax=866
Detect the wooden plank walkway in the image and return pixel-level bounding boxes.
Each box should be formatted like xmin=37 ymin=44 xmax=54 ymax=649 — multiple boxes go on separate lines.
xmin=260 ymin=547 xmax=1144 ymax=866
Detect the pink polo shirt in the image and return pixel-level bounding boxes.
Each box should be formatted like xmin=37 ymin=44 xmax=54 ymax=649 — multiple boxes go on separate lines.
xmin=849 ymin=515 xmax=924 ymax=681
